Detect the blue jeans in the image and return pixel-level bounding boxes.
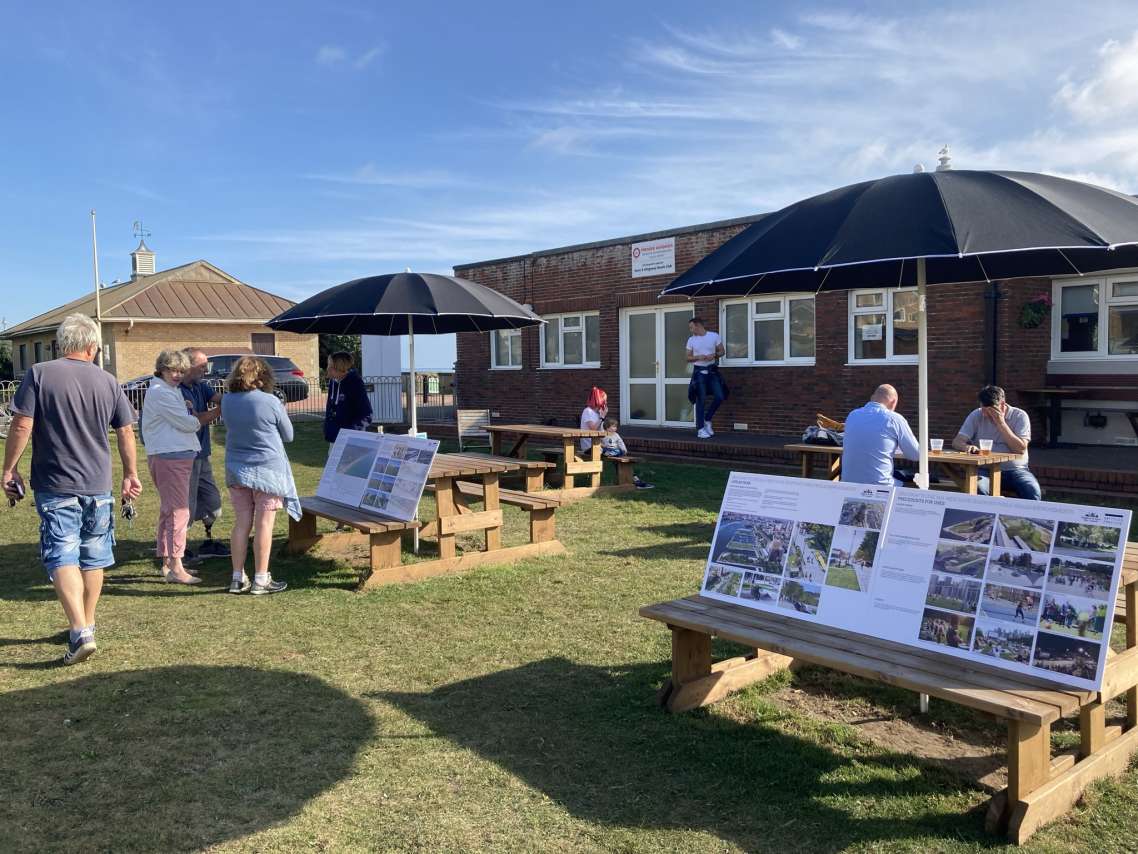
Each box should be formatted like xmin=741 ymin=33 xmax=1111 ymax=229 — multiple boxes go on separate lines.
xmin=977 ymin=467 xmax=1042 ymax=501
xmin=34 ymin=491 xmax=116 ymax=578
xmin=693 ymin=369 xmax=725 ymax=431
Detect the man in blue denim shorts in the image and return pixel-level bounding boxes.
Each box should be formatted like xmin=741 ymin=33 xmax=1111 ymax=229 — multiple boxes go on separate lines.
xmin=2 ymin=314 xmax=142 ymax=664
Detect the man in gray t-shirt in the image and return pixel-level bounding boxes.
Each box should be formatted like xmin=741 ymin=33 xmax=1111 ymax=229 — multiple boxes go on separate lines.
xmin=952 ymin=385 xmax=1041 ymax=500
xmin=2 ymin=313 xmax=143 ymax=665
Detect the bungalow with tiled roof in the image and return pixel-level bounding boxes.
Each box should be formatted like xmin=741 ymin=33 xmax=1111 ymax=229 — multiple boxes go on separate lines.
xmin=2 ymin=241 xmax=317 ymax=381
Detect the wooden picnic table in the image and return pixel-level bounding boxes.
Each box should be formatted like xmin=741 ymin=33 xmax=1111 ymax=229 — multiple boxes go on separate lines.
xmin=785 ymin=442 xmax=1023 ymax=496
xmin=1019 ymin=386 xmax=1138 ymax=447
xmin=483 ymin=423 xmax=624 ymax=502
xmin=641 ymin=542 xmax=1138 ymax=844
xmin=453 ymin=450 xmax=556 ymax=493
xmin=287 ymin=451 xmax=565 ymax=587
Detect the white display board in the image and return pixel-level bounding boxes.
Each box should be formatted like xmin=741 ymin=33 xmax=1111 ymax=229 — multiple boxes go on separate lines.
xmin=317 ymin=429 xmax=439 ymax=522
xmin=630 ymin=236 xmax=675 ymax=278
xmin=699 ymin=473 xmax=1132 ymax=691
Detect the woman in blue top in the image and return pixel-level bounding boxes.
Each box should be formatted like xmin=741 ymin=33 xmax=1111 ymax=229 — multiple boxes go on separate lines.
xmin=221 ymin=356 xmax=300 ymax=595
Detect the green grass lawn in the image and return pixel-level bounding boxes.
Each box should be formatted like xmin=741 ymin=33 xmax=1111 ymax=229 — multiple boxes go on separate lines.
xmin=2 ymin=421 xmax=1138 ymax=852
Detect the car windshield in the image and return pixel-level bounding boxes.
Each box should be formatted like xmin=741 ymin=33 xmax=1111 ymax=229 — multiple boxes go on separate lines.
xmin=264 ymin=357 xmax=297 ymax=371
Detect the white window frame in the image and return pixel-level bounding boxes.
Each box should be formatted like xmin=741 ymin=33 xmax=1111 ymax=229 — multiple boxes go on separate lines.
xmin=539 ymin=311 xmax=601 ymax=369
xmin=489 ymin=328 xmax=523 ymax=370
xmin=718 ymin=294 xmax=816 ymax=367
xmin=1051 ymin=272 xmax=1138 ymax=362
xmin=847 ymin=288 xmax=919 ymax=365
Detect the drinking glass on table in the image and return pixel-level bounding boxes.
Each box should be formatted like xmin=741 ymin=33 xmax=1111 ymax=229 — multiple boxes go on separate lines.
xmin=930 ymin=438 xmax=944 ymax=455
xmin=979 ymin=438 xmax=993 ymax=456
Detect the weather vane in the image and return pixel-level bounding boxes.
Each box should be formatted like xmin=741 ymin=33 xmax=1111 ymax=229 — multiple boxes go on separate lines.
xmin=132 ymin=220 xmax=151 ymax=241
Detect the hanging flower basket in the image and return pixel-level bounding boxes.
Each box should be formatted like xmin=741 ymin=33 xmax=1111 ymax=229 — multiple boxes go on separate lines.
xmin=1019 ymin=293 xmax=1052 ymax=329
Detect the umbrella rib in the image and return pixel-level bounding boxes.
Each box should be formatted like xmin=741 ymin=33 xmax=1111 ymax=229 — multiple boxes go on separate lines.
xmin=1057 ymin=248 xmax=1085 ymax=276
xmin=744 ymin=274 xmax=766 ymax=296
xmin=928 ymin=173 xmax=963 ymax=253
xmin=896 ymin=257 xmax=905 ymax=288
xmin=975 ymin=255 xmax=992 ymax=283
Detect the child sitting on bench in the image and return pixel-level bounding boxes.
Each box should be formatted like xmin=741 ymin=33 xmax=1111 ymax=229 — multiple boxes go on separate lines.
xmin=600 ymin=417 xmax=627 ymax=458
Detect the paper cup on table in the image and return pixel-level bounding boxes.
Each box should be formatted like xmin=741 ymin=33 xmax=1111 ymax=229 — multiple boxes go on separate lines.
xmin=979 ymin=439 xmax=993 ymax=456
xmin=930 ymin=438 xmax=944 ymax=454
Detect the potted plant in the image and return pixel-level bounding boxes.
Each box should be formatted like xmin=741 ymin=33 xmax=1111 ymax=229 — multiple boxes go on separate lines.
xmin=1019 ymin=292 xmax=1052 ymax=329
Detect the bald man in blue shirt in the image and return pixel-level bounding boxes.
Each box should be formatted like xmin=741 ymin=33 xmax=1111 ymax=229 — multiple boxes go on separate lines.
xmin=841 ymin=384 xmax=921 ymax=486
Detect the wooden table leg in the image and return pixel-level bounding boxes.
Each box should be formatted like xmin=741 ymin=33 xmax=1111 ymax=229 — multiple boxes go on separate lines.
xmin=483 ymin=471 xmax=502 ymax=552
xmin=563 ymin=438 xmax=577 ymax=489
xmin=491 ymin=432 xmax=503 ymax=455
xmin=589 ymin=442 xmax=602 ymax=487
xmin=672 ymin=627 xmax=712 ymax=688
xmin=524 ymin=469 xmax=544 ymax=493
xmin=530 ymin=507 xmax=555 ymax=543
xmin=507 ymin=435 xmax=527 ymax=458
xmin=1008 ymin=719 xmax=1051 ymax=804
xmin=1080 ymin=701 xmax=1107 ymax=757
xmin=828 ymin=454 xmax=841 ymax=481
xmin=991 ymin=468 xmax=1003 ymax=497
xmin=1128 ymin=581 xmax=1138 ymax=728
xmin=369 ymin=529 xmax=402 ymax=571
xmin=287 ymin=511 xmax=319 ymax=553
xmin=434 ymin=477 xmax=457 ymax=559
xmin=801 ymin=454 xmax=812 ymax=479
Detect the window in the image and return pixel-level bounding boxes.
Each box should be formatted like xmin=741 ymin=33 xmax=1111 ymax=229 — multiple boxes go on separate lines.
xmin=251 ymin=333 xmax=276 ymax=355
xmin=848 ymin=288 xmax=918 ymax=364
xmin=33 ymin=341 xmax=42 ymax=363
xmin=1053 ymin=274 xmax=1138 ymax=359
xmin=719 ymin=295 xmax=815 ymax=365
xmin=489 ymin=329 xmax=522 ymax=369
xmin=18 ymin=344 xmax=26 ymax=371
xmin=540 ymin=312 xmax=601 ymax=368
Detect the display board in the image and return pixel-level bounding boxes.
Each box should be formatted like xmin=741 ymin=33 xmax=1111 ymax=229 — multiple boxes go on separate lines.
xmin=699 ymin=472 xmax=1132 ymax=691
xmin=316 ymin=429 xmax=439 ymax=522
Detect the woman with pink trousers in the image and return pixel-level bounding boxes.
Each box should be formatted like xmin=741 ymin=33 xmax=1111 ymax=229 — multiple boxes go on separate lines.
xmin=140 ymin=349 xmax=202 ymax=585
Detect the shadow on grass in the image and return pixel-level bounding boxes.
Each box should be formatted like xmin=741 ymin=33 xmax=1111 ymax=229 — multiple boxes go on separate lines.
xmin=598 ymin=521 xmax=715 ymax=562
xmin=374 ymin=657 xmax=1004 ymax=853
xmin=0 ymin=665 xmax=372 ymax=853
xmin=0 ymin=538 xmax=359 ymax=603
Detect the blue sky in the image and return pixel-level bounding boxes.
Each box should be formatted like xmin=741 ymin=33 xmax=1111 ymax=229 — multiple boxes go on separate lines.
xmin=3 ymin=1 xmax=1138 ymax=369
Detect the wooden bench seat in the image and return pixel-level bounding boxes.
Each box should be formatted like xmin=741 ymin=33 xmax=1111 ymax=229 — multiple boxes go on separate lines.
xmin=542 ymin=447 xmax=641 ymax=487
xmin=429 ymin=480 xmax=560 ymax=544
xmin=641 ymin=539 xmax=1138 ymax=844
xmin=458 ymin=452 xmax=555 ymax=492
xmin=287 ymin=496 xmax=420 ymax=576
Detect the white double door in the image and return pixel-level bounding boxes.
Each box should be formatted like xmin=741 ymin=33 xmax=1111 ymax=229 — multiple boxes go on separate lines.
xmin=619 ymin=306 xmax=694 ymax=427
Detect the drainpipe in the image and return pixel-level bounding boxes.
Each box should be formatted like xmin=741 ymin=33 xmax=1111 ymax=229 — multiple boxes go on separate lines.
xmin=986 ymin=281 xmax=1004 ymax=385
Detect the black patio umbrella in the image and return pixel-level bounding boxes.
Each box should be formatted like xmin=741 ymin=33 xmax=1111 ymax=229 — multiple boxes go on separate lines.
xmin=268 ymin=271 xmax=543 ymax=434
xmin=660 ymin=169 xmax=1138 ymax=485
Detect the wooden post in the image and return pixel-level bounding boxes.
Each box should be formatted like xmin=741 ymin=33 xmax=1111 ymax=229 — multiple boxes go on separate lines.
xmin=800 ymin=453 xmax=812 ymax=479
xmin=991 ymin=468 xmax=1003 ymax=497
xmin=483 ymin=472 xmax=502 ymax=552
xmin=1008 ymin=720 xmax=1051 ymax=803
xmin=287 ymin=511 xmax=319 ymax=553
xmin=1080 ymin=702 xmax=1107 ymax=757
xmin=616 ymin=461 xmax=635 ymax=487
xmin=562 ymin=438 xmax=576 ymax=489
xmin=828 ymin=453 xmax=841 ymax=481
xmin=964 ymin=469 xmax=979 ymax=495
xmin=369 ymin=529 xmax=403 ymax=572
xmin=490 ymin=431 xmax=502 ymax=455
xmin=524 ymin=468 xmax=544 ymax=493
xmin=530 ymin=507 xmax=555 ymax=543
xmin=671 ymin=627 xmax=712 ymax=688
xmin=1128 ymin=582 xmax=1137 ymax=728
xmin=434 ymin=477 xmax=457 ymax=559
xmin=589 ymin=442 xmax=602 ymax=487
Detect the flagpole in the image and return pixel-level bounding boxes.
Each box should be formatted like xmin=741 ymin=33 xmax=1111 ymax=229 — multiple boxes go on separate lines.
xmin=916 ymin=256 xmax=929 ymax=490
xmin=90 ymin=210 xmax=104 ymax=369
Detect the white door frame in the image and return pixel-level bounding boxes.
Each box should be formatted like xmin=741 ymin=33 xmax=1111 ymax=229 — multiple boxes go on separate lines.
xmin=618 ymin=304 xmax=694 ymax=427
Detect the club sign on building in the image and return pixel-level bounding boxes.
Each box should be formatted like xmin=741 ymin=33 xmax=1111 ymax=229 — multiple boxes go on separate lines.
xmin=631 ymin=237 xmax=675 ymax=278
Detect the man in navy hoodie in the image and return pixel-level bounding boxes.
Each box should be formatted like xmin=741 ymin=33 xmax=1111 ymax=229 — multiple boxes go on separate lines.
xmin=323 ymin=351 xmax=373 ymax=443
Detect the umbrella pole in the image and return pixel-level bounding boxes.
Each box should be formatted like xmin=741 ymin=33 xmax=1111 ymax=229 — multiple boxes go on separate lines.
xmin=408 ymin=315 xmax=417 ymax=436
xmin=916 ymin=258 xmax=930 ymax=490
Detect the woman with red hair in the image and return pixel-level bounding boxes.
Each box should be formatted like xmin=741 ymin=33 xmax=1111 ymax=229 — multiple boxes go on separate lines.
xmin=579 ymin=387 xmax=608 ymax=455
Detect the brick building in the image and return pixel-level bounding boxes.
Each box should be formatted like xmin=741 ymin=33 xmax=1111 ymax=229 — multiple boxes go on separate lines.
xmin=3 ymin=242 xmax=318 ymax=382
xmin=454 ymin=216 xmax=1138 ymax=447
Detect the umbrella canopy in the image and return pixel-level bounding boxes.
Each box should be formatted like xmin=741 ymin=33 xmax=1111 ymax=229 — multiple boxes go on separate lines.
xmin=267 ymin=271 xmax=543 ymax=435
xmin=664 ymin=170 xmax=1138 ymax=297
xmin=266 ymin=271 xmax=543 ymax=335
xmin=660 ymin=169 xmax=1138 ymax=489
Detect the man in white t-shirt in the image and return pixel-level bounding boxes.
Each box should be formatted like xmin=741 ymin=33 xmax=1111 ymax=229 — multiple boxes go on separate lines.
xmin=685 ymin=317 xmax=725 ymax=438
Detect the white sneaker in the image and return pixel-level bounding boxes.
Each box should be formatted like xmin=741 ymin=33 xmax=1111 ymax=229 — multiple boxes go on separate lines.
xmin=705 ymin=424 xmax=714 ymax=436
xmin=696 ymin=427 xmax=710 ymax=439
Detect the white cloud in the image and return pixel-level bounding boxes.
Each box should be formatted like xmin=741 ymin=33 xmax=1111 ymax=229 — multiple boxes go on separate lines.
xmin=315 ymin=45 xmax=348 ymax=66
xmin=303 ymin=163 xmax=477 ymax=189
xmin=1056 ymin=32 xmax=1138 ymax=123
xmin=315 ymin=43 xmax=383 ymax=70
xmin=770 ymin=28 xmax=802 ymax=50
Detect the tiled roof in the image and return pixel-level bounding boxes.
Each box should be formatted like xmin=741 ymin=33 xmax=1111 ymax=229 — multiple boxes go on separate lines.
xmin=3 ymin=261 xmax=297 ymax=337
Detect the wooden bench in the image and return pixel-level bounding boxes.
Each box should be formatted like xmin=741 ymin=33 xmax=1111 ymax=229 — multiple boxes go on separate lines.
xmin=641 ymin=541 xmax=1138 ymax=844
xmin=450 ymin=480 xmax=560 ymax=544
xmin=287 ymin=496 xmax=420 ymax=571
xmin=542 ymin=448 xmax=640 ymax=492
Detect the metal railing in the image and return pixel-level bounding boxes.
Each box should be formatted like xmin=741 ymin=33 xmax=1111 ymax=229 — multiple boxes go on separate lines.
xmin=0 ymin=376 xmax=455 ymax=428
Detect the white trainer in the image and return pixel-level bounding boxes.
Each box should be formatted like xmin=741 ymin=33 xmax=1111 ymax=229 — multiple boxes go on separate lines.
xmin=705 ymin=424 xmax=714 ymax=436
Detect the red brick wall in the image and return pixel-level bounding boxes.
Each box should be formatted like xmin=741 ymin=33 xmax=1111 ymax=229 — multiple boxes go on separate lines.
xmin=454 ymin=225 xmax=1051 ymax=441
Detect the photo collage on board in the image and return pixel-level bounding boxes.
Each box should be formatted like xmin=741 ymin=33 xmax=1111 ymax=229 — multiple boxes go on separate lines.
xmin=917 ymin=507 xmax=1121 ymax=681
xmin=358 ymin=442 xmax=434 ymax=514
xmin=702 ymin=496 xmax=887 ymax=618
